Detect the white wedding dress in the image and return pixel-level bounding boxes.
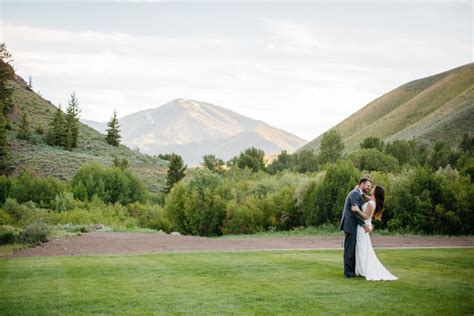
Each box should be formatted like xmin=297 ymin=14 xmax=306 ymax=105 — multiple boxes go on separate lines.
xmin=355 ymin=200 xmax=398 ymax=281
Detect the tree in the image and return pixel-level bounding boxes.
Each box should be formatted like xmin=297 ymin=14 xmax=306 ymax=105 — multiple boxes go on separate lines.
xmin=348 ymin=148 xmax=400 ymax=173
xmin=64 ymin=92 xmax=80 ymax=149
xmin=460 ymin=133 xmax=474 ymax=155
xmin=360 ymin=136 xmax=384 ymax=151
xmin=384 ymin=140 xmax=413 ymax=166
xmin=105 ymin=110 xmax=121 ymax=146
xmin=267 ymin=150 xmax=292 ymax=174
xmin=319 ymin=130 xmax=344 ymax=164
xmin=236 ymin=147 xmax=266 ymax=172
xmin=301 ymin=160 xmax=360 ymax=226
xmin=0 ymin=43 xmax=14 ymax=171
xmin=27 ymin=76 xmax=33 ymax=90
xmin=293 ymin=150 xmax=319 ymax=173
xmin=46 ymin=105 xmax=65 ymax=146
xmin=17 ymin=112 xmax=31 ymax=140
xmin=0 ymin=114 xmax=7 ymax=171
xmin=202 ymin=154 xmax=225 ymax=174
xmin=163 ymin=153 xmax=187 ymax=193
xmin=0 ymin=43 xmax=14 ymax=117
xmin=428 ymin=141 xmax=458 ymax=170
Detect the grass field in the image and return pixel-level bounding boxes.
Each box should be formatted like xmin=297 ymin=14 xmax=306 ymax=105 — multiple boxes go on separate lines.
xmin=0 ymin=248 xmax=472 ymax=315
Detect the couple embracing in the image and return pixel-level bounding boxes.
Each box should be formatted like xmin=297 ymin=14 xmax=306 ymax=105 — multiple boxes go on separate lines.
xmin=340 ymin=178 xmax=398 ymax=281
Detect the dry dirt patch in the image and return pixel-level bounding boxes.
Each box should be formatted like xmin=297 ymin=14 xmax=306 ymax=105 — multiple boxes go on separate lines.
xmin=11 ymin=232 xmax=474 ymax=257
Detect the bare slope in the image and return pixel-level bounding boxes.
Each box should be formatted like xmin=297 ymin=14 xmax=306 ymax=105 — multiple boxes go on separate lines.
xmin=301 ymin=63 xmax=474 ymax=153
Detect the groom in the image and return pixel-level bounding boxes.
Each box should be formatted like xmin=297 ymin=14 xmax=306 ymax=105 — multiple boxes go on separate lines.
xmin=340 ymin=178 xmax=372 ymax=278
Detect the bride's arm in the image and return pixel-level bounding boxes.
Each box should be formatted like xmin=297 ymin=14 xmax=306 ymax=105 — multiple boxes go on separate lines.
xmin=351 ymin=203 xmax=374 ymax=220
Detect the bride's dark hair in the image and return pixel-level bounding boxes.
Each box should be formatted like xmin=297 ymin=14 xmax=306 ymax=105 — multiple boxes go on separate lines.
xmin=373 ymin=185 xmax=385 ymax=220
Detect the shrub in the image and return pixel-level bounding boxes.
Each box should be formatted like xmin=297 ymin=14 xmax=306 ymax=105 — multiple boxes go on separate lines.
xmin=0 ymin=175 xmax=12 ymax=204
xmin=387 ymin=167 xmax=471 ymax=235
xmin=127 ymin=202 xmax=170 ymax=231
xmin=54 ymin=192 xmax=76 ymax=212
xmin=0 ymin=209 xmax=11 ymax=225
xmin=222 ymin=199 xmax=264 ymax=234
xmin=348 ymin=148 xmax=400 ymax=173
xmin=164 ymin=169 xmax=228 ymax=236
xmin=19 ymin=222 xmax=51 ymax=244
xmin=302 ymin=160 xmax=360 ymax=226
xmin=72 ymin=162 xmax=147 ymax=204
xmin=63 ymin=223 xmax=93 ymax=233
xmin=360 ymin=137 xmax=384 ymax=151
xmin=0 ymin=225 xmax=22 ymax=244
xmin=8 ymin=172 xmax=65 ymax=208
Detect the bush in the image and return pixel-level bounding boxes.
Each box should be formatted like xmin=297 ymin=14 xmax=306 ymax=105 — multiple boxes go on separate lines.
xmin=0 ymin=209 xmax=11 ymax=225
xmin=302 ymin=160 xmax=360 ymax=226
xmin=63 ymin=223 xmax=93 ymax=233
xmin=0 ymin=225 xmax=22 ymax=244
xmin=387 ymin=167 xmax=472 ymax=235
xmin=72 ymin=162 xmax=147 ymax=204
xmin=348 ymin=148 xmax=400 ymax=173
xmin=19 ymin=222 xmax=51 ymax=244
xmin=8 ymin=172 xmax=65 ymax=208
xmin=3 ymin=198 xmax=53 ymax=227
xmin=360 ymin=137 xmax=384 ymax=151
xmin=0 ymin=175 xmax=12 ymax=204
xmin=164 ymin=169 xmax=228 ymax=236
xmin=222 ymin=199 xmax=264 ymax=234
xmin=127 ymin=202 xmax=170 ymax=231
xmin=54 ymin=192 xmax=76 ymax=212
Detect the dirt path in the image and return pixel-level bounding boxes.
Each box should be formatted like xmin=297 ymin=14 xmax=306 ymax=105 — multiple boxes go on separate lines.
xmin=10 ymin=232 xmax=474 ymax=257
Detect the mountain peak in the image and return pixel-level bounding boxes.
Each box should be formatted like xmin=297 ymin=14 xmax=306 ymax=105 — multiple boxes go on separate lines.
xmin=83 ymin=98 xmax=307 ymax=164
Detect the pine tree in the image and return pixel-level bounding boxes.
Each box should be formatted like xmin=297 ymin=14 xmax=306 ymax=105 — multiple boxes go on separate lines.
xmin=163 ymin=153 xmax=187 ymax=193
xmin=0 ymin=43 xmax=14 ymax=117
xmin=27 ymin=76 xmax=33 ymax=90
xmin=0 ymin=113 xmax=7 ymax=171
xmin=0 ymin=43 xmax=14 ymax=171
xmin=64 ymin=92 xmax=80 ymax=148
xmin=46 ymin=105 xmax=66 ymax=146
xmin=105 ymin=110 xmax=121 ymax=146
xmin=17 ymin=112 xmax=31 ymax=140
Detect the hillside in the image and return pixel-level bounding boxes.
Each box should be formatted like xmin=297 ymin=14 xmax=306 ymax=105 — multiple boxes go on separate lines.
xmin=301 ymin=63 xmax=474 ymax=153
xmin=6 ymin=74 xmax=167 ymax=192
xmin=82 ymin=99 xmax=307 ymax=165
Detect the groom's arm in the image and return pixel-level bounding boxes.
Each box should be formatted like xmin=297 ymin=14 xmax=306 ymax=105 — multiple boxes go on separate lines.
xmin=348 ymin=191 xmax=366 ymax=227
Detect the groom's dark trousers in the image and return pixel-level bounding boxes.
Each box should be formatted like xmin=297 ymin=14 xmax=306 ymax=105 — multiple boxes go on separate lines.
xmin=343 ymin=233 xmax=357 ymax=277
xmin=340 ymin=189 xmax=366 ymax=278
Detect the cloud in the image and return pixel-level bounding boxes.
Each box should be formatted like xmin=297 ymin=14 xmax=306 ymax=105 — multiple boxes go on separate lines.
xmin=260 ymin=17 xmax=320 ymax=54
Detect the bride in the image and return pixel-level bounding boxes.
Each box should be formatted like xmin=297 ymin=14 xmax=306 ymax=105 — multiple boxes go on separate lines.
xmin=351 ymin=185 xmax=398 ymax=281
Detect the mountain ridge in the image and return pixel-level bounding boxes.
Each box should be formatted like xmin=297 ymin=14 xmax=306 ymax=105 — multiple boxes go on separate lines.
xmin=82 ymin=98 xmax=307 ymax=165
xmin=300 ymin=63 xmax=474 ymax=153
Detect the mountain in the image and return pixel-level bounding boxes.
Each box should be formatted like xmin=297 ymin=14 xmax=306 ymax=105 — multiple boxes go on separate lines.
xmin=82 ymin=99 xmax=307 ymax=165
xmin=301 ymin=63 xmax=474 ymax=153
xmin=7 ymin=72 xmax=167 ymax=192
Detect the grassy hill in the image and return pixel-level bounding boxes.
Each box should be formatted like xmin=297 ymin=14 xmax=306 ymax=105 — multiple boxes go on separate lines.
xmin=301 ymin=63 xmax=474 ymax=153
xmin=6 ymin=74 xmax=167 ymax=192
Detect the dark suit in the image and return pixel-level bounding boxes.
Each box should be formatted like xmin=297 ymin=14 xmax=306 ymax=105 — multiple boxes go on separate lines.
xmin=340 ymin=189 xmax=366 ymax=277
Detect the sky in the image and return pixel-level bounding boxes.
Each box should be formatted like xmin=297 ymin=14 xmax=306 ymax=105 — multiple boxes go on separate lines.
xmin=0 ymin=1 xmax=472 ymax=141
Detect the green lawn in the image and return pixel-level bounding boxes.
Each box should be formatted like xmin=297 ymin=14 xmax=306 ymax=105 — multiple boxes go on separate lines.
xmin=0 ymin=248 xmax=472 ymax=315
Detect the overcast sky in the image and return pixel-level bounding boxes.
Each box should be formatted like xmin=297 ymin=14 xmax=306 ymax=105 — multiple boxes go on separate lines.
xmin=0 ymin=1 xmax=472 ymax=140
